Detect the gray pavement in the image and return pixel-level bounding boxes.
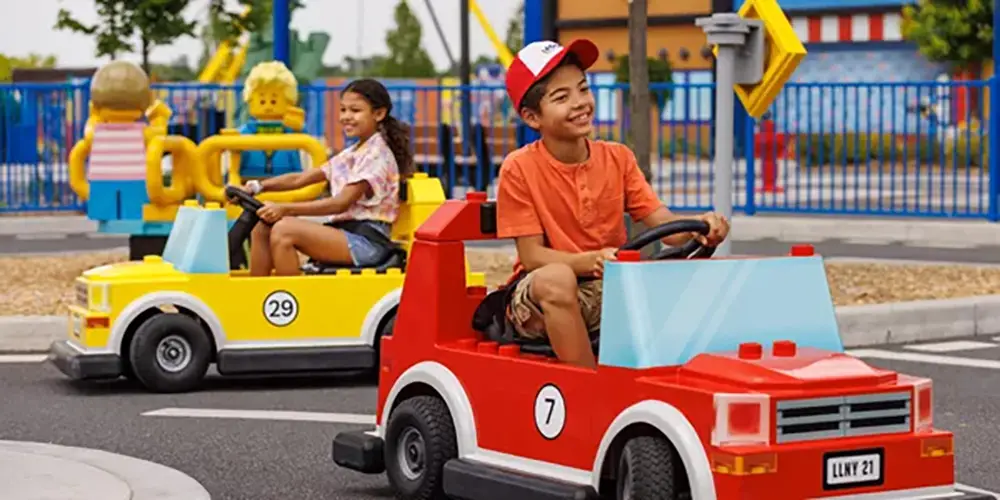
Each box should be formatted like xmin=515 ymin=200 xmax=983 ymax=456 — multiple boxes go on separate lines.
xmin=1 ymin=340 xmax=1000 ymax=498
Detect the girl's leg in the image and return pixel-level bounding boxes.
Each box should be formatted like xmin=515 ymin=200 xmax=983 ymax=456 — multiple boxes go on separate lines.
xmin=249 ymin=223 xmax=275 ymax=276
xmin=268 ymin=218 xmax=353 ymax=276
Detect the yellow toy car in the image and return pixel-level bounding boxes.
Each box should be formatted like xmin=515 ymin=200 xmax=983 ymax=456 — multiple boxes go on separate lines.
xmin=48 ymin=173 xmax=485 ymax=393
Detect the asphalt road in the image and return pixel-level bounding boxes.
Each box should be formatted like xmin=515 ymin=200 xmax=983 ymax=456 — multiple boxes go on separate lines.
xmin=2 ymin=336 xmax=1000 ymax=499
xmin=3 ymin=232 xmax=1000 ymax=263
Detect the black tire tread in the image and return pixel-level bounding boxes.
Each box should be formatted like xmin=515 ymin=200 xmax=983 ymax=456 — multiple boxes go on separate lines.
xmin=386 ymin=395 xmax=458 ymax=500
xmin=619 ymin=435 xmax=676 ymax=500
xmin=128 ymin=313 xmax=211 ymax=393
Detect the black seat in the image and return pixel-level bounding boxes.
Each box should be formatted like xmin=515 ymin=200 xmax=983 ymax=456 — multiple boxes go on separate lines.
xmin=301 ymin=246 xmax=407 ymax=275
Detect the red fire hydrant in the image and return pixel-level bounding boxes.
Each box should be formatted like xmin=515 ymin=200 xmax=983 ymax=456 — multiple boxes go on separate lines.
xmin=753 ymin=119 xmax=784 ymax=193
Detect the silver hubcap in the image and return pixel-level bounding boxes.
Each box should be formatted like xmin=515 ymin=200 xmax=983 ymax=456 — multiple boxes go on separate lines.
xmin=155 ymin=335 xmax=192 ymax=373
xmin=397 ymin=427 xmax=425 ymax=481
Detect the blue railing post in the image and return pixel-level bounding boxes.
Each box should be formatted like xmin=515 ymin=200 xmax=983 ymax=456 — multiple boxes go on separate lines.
xmin=743 ymin=104 xmax=756 ymax=216
xmin=520 ymin=0 xmax=543 ymax=145
xmin=273 ymin=0 xmax=291 ymax=66
xmin=989 ymin=3 xmax=1000 ymax=221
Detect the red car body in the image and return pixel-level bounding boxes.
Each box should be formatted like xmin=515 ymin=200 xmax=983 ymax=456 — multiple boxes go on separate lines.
xmin=333 ymin=192 xmax=986 ymax=500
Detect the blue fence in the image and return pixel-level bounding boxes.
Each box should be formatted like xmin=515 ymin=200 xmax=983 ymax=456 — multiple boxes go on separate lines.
xmin=0 ymin=78 xmax=995 ymax=219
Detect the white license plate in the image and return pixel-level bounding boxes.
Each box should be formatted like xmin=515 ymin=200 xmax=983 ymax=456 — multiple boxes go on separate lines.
xmin=824 ymin=449 xmax=883 ymax=489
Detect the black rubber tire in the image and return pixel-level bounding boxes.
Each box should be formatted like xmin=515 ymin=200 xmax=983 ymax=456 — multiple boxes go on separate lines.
xmin=616 ymin=435 xmax=678 ymax=500
xmin=384 ymin=395 xmax=457 ymax=500
xmin=128 ymin=313 xmax=212 ymax=393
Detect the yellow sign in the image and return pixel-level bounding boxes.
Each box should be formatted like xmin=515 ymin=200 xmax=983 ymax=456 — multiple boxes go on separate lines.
xmin=715 ymin=0 xmax=806 ymax=118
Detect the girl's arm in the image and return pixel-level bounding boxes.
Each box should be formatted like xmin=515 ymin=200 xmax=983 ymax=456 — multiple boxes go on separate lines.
xmin=259 ymin=168 xmax=326 ymax=193
xmin=284 ymin=181 xmax=367 ymax=217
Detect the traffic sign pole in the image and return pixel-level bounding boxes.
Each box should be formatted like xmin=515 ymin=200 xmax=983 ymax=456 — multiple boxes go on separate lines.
xmin=697 ymin=13 xmax=764 ymax=256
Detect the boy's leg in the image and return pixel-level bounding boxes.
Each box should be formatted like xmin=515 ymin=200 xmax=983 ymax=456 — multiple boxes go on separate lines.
xmin=507 ymin=263 xmax=597 ymax=368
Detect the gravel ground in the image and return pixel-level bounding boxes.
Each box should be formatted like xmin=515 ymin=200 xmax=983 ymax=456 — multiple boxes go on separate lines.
xmin=2 ymin=248 xmax=1000 ymax=315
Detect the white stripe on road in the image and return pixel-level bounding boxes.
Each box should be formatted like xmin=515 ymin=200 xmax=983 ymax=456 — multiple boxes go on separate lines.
xmin=847 ymin=349 xmax=1000 ymax=370
xmin=0 ymin=354 xmax=48 ymax=363
xmin=141 ymin=407 xmax=376 ymax=425
xmin=957 ymin=483 xmax=1000 ymax=498
xmin=14 ymin=233 xmax=68 ymax=241
xmin=904 ymin=341 xmax=998 ymax=353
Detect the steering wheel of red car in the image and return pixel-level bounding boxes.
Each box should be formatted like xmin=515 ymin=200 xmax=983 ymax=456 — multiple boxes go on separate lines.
xmin=619 ymin=219 xmax=716 ymax=260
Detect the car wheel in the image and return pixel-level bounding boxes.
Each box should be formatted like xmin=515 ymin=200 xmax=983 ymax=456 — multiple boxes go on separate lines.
xmin=616 ymin=436 xmax=678 ymax=500
xmin=128 ymin=313 xmax=212 ymax=393
xmin=384 ymin=395 xmax=457 ymax=500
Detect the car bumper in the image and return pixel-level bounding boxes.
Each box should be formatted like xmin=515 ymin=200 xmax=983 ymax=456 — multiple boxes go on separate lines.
xmin=332 ymin=430 xmax=385 ymax=474
xmin=711 ymin=431 xmax=980 ymax=499
xmin=48 ymin=340 xmax=122 ymax=380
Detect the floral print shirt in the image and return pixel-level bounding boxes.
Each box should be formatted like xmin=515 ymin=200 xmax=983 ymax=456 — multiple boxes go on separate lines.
xmin=321 ymin=132 xmax=400 ymax=224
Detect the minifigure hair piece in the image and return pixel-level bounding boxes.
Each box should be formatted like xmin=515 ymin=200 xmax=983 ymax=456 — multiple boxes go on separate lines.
xmin=90 ymin=61 xmax=152 ymax=111
xmin=243 ymin=61 xmax=299 ymax=104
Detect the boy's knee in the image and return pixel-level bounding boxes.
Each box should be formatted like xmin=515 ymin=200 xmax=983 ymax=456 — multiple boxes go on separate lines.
xmin=530 ymin=263 xmax=579 ymax=307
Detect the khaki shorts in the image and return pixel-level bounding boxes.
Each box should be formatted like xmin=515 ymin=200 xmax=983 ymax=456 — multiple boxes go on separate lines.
xmin=505 ymin=271 xmax=603 ymax=340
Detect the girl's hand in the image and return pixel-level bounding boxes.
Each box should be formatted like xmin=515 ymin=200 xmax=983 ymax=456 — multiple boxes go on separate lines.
xmin=257 ymin=202 xmax=288 ymax=224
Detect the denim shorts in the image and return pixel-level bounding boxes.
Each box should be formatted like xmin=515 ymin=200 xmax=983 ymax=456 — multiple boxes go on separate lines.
xmin=339 ymin=221 xmax=392 ymax=267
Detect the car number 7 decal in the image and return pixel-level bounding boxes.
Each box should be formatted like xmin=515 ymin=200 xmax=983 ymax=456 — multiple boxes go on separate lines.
xmin=534 ymin=383 xmax=566 ymax=440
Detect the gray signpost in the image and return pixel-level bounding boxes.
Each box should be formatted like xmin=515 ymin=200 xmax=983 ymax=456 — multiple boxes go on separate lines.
xmin=695 ymin=13 xmax=766 ymax=256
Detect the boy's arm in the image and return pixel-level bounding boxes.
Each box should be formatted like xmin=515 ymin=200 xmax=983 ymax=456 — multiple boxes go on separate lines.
xmin=497 ymin=160 xmax=590 ymax=274
xmin=621 ymin=148 xmax=698 ymax=247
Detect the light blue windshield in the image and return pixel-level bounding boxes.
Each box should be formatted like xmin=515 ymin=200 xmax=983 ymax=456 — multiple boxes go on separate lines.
xmin=598 ymin=256 xmax=843 ymax=369
xmin=161 ymin=204 xmax=230 ymax=274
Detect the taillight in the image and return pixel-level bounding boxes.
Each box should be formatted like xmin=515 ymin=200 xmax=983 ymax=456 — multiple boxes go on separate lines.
xmin=913 ymin=379 xmax=933 ymax=432
xmin=712 ymin=393 xmax=770 ymax=447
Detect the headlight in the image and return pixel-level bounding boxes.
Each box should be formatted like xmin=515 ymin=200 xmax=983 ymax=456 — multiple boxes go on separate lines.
xmin=914 ymin=379 xmax=933 ymax=432
xmin=711 ymin=393 xmax=771 ymax=447
xmin=84 ymin=282 xmax=110 ymax=312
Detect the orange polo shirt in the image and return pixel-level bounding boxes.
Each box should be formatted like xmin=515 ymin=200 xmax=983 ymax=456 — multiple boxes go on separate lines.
xmin=496 ymin=139 xmax=664 ymax=273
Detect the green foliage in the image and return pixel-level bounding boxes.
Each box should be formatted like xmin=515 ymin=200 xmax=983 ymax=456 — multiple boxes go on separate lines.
xmin=791 ymin=131 xmax=988 ymax=168
xmin=377 ymin=0 xmax=437 ymax=78
xmin=150 ymin=55 xmax=197 ymax=82
xmin=205 ymin=0 xmax=302 ymax=46
xmin=55 ymin=0 xmax=198 ymax=73
xmin=901 ymin=0 xmax=994 ymax=69
xmin=505 ymin=2 xmax=524 ymax=56
xmin=613 ymin=55 xmax=674 ymax=109
xmin=0 ymin=53 xmax=58 ymax=82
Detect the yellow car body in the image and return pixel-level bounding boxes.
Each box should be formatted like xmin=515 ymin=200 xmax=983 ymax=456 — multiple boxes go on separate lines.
xmin=49 ymin=174 xmax=486 ymax=392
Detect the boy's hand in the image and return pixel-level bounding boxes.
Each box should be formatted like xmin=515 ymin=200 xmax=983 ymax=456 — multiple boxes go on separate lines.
xmin=695 ymin=212 xmax=730 ymax=246
xmin=572 ymin=248 xmax=618 ymax=278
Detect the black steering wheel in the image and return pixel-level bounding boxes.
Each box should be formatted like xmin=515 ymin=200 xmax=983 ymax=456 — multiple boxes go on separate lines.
xmin=620 ymin=219 xmax=716 ymax=260
xmin=224 ymin=185 xmax=267 ymax=270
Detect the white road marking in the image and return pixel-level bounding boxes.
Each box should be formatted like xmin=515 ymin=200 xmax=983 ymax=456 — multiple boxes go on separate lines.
xmin=847 ymin=349 xmax=1000 ymax=370
xmin=0 ymin=354 xmax=48 ymax=363
xmin=904 ymin=341 xmax=998 ymax=353
xmin=141 ymin=407 xmax=376 ymax=425
xmin=14 ymin=233 xmax=68 ymax=241
xmin=956 ymin=483 xmax=1000 ymax=498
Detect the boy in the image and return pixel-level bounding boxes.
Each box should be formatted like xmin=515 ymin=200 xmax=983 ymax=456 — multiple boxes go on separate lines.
xmin=491 ymin=39 xmax=731 ymax=368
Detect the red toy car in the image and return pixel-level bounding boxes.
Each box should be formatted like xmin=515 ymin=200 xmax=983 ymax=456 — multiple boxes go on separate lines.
xmin=332 ymin=192 xmax=987 ymax=500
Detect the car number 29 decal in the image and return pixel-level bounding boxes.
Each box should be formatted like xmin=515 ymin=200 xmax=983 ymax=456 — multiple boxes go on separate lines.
xmin=263 ymin=290 xmax=298 ymax=327
xmin=534 ymin=383 xmax=566 ymax=440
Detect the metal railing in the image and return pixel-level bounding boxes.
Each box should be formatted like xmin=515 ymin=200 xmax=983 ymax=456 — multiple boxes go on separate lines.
xmin=0 ymin=79 xmax=995 ymax=219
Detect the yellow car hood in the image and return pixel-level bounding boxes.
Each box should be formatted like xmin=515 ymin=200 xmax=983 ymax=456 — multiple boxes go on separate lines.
xmin=81 ymin=257 xmax=185 ymax=281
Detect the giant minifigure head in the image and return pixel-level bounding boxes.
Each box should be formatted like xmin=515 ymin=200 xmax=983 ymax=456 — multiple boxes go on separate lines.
xmin=243 ymin=61 xmax=299 ymax=122
xmin=89 ymin=61 xmax=153 ymax=123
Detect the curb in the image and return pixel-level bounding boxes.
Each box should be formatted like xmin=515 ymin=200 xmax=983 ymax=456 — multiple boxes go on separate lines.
xmin=5 ymin=295 xmax=1000 ymax=352
xmin=0 ymin=440 xmax=210 ymax=500
xmin=4 ymin=214 xmax=1000 ymax=247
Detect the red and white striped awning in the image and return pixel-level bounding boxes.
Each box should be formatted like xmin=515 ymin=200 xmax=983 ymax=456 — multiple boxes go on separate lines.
xmin=790 ymin=12 xmax=903 ymax=43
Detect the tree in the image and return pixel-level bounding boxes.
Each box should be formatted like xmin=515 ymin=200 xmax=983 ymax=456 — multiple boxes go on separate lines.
xmin=55 ymin=0 xmax=197 ymax=73
xmin=504 ymin=2 xmax=524 ymax=55
xmin=613 ymin=55 xmax=673 ymax=110
xmin=0 ymin=53 xmax=58 ymax=82
xmin=378 ymin=0 xmax=437 ymax=78
xmin=902 ymin=0 xmax=994 ymax=71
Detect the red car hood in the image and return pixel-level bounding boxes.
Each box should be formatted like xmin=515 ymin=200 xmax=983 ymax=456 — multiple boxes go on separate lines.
xmin=675 ymin=347 xmax=898 ymax=390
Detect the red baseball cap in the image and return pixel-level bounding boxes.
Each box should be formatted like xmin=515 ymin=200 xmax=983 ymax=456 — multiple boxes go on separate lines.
xmin=505 ymin=39 xmax=600 ymax=111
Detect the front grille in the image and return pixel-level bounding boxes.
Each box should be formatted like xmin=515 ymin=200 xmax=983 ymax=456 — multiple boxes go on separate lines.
xmin=776 ymin=392 xmax=911 ymax=443
xmin=76 ymin=281 xmax=88 ymax=308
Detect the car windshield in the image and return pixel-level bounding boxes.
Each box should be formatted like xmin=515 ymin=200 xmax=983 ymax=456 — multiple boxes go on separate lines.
xmin=598 ymin=256 xmax=843 ymax=369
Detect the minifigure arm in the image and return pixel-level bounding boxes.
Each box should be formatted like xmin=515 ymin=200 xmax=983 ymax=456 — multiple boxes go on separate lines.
xmin=282 ymin=106 xmax=306 ymax=132
xmin=69 ymin=134 xmax=94 ymax=201
xmin=145 ymin=99 xmax=173 ymax=135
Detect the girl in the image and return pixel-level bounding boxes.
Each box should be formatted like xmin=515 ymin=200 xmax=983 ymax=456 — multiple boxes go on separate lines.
xmin=237 ymin=78 xmax=414 ymax=276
